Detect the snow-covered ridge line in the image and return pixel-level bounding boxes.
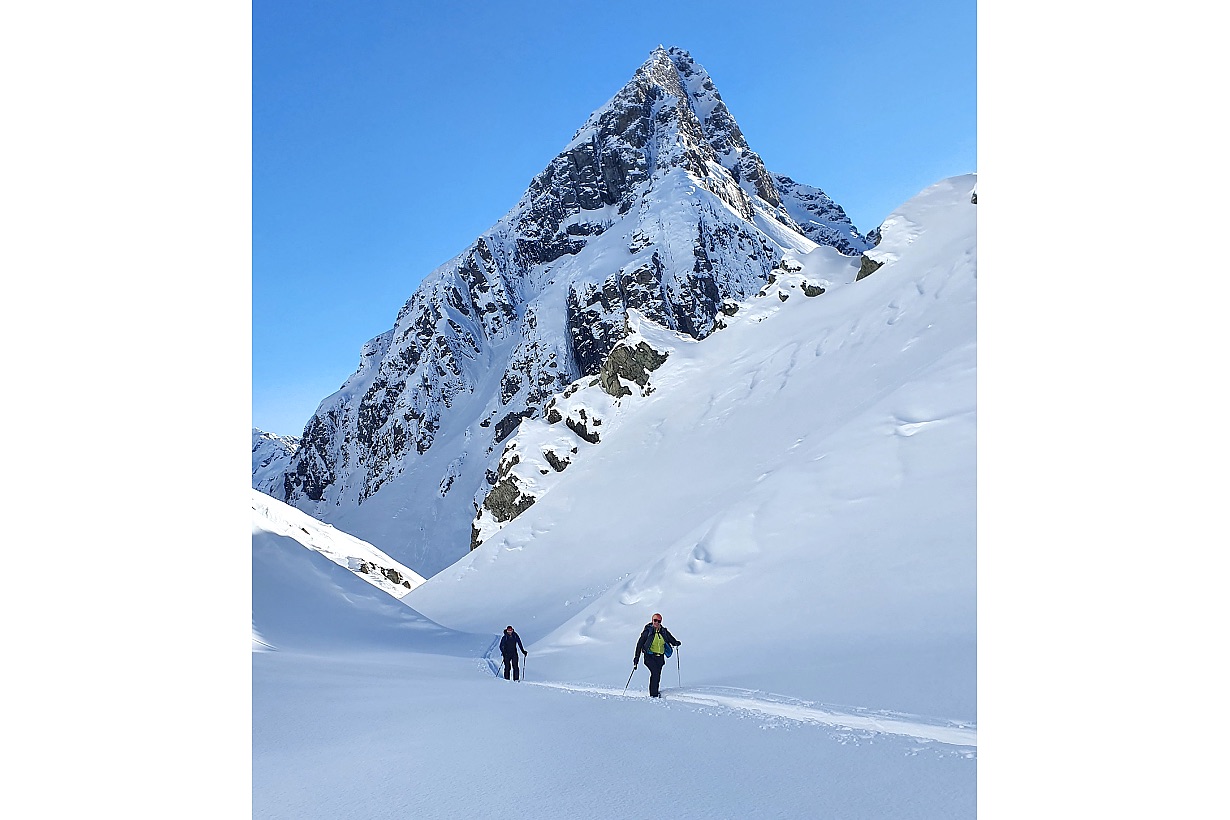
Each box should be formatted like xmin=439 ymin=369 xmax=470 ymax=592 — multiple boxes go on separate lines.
xmin=250 ymin=489 xmax=426 ymax=598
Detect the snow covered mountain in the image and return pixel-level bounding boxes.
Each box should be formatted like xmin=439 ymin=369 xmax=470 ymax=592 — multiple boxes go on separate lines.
xmin=255 ymin=171 xmax=976 ymax=708
xmin=251 ymin=429 xmax=298 ymax=497
xmin=252 ymin=172 xmax=977 ymax=817
xmin=264 ymin=46 xmax=875 ymax=576
xmin=407 ymin=172 xmax=978 ymax=717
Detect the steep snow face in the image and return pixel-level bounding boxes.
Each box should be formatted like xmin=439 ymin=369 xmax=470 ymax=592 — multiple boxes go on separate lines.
xmin=273 ymin=47 xmax=875 ymax=576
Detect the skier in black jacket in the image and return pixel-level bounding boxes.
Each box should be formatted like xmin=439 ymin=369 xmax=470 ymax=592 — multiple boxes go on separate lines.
xmin=499 ymin=625 xmax=527 ymax=681
xmin=633 ymin=613 xmax=681 ymax=697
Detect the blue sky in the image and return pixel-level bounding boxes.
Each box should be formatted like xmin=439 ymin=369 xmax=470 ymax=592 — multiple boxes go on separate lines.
xmin=253 ymin=0 xmax=976 ymax=436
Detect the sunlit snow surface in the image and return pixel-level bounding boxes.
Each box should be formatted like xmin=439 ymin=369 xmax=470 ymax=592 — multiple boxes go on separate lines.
xmin=253 ymin=175 xmax=977 ymax=819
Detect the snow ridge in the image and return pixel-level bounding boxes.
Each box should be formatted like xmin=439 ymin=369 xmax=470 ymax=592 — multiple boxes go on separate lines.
xmin=250 ymin=488 xmax=426 ymax=600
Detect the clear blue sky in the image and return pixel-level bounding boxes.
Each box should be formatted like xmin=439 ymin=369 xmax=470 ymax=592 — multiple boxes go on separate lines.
xmin=253 ymin=0 xmax=976 ymax=436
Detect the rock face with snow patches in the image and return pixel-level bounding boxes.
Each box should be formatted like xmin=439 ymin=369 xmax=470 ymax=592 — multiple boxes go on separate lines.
xmin=267 ymin=46 xmax=874 ymax=576
xmin=252 ymin=429 xmax=299 ymax=498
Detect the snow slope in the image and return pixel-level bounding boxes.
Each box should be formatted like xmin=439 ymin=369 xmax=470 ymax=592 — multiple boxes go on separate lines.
xmin=252 ymin=489 xmax=426 ymax=600
xmin=253 ymin=175 xmax=977 ymax=819
xmin=408 ymin=174 xmax=977 ymax=718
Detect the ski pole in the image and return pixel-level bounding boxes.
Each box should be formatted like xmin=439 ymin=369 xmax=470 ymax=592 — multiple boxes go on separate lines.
xmin=522 ymin=653 xmax=527 ymax=682
xmin=624 ymin=664 xmax=637 ymax=692
xmin=676 ymin=647 xmax=681 ymax=688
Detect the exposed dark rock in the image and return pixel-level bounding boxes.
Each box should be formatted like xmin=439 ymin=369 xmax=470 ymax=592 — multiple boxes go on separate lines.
xmin=599 ymin=341 xmax=669 ymax=398
xmin=565 ymin=416 xmax=601 ymax=444
xmin=736 ymin=150 xmax=781 ymax=208
xmin=856 ymin=255 xmax=884 ymax=281
xmin=628 ymin=230 xmax=652 ymax=253
xmin=482 ymin=474 xmax=537 ymax=524
xmin=496 ymin=452 xmax=520 ymax=478
xmin=494 ymin=411 xmax=532 ymax=443
xmin=802 ymin=282 xmax=825 ymax=297
xmin=499 ymin=372 xmax=522 ymax=405
xmin=283 ymin=410 xmax=341 ymax=502
xmin=544 ymin=446 xmax=576 ymax=472
xmin=565 ymin=221 xmax=607 ymax=237
xmin=356 ymin=562 xmax=406 ymax=587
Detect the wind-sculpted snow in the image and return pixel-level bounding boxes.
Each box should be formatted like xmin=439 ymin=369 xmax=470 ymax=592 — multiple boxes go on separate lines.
xmin=271 ymin=46 xmax=877 ymax=576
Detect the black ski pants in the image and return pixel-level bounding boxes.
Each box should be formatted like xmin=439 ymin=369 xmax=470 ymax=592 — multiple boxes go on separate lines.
xmin=502 ymin=654 xmax=520 ymax=681
xmin=644 ymin=653 xmax=666 ymax=696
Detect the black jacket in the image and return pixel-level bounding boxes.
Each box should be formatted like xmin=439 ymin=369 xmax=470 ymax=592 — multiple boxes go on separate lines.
xmin=499 ymin=631 xmax=526 ymax=658
xmin=634 ymin=623 xmax=679 ymax=662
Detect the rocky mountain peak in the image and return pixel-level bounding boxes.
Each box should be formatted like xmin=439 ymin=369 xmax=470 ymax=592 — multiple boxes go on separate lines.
xmin=271 ymin=48 xmax=876 ymax=575
xmin=558 ymin=45 xmax=775 ymax=220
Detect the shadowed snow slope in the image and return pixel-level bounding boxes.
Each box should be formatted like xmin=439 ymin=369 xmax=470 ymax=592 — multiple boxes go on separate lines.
xmin=252 ymin=491 xmax=488 ymax=656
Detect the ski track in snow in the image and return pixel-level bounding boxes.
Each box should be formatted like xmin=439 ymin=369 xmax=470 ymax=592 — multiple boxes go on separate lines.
xmin=481 ymin=649 xmax=975 ymax=751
